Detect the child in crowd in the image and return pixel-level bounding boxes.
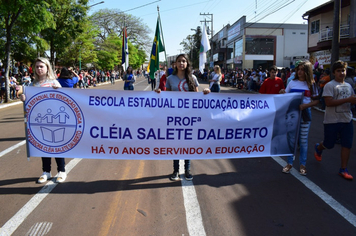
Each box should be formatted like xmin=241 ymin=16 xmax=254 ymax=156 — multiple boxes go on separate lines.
xmin=314 ymin=60 xmax=356 ymax=180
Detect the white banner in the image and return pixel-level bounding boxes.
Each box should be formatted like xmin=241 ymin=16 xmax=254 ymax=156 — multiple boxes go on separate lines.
xmin=23 ymin=87 xmax=302 ymax=160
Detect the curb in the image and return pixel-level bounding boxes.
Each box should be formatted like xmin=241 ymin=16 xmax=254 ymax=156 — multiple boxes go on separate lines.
xmin=0 ymin=101 xmax=22 ymax=109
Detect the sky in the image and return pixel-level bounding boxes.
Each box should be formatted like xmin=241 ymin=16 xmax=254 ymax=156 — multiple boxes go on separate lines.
xmin=88 ymin=0 xmax=331 ymax=58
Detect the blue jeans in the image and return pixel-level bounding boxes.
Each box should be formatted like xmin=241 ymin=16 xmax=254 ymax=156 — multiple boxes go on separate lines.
xmin=211 ymin=84 xmax=220 ymax=93
xmin=287 ymin=108 xmax=311 ymax=166
xmin=173 ymin=160 xmax=191 ymax=171
xmin=42 ymin=157 xmax=65 ymax=172
xmin=124 ymin=85 xmax=134 ymax=90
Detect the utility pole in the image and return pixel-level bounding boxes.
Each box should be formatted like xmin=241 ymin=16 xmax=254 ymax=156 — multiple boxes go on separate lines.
xmin=330 ymin=0 xmax=340 ymax=71
xmin=200 ymin=13 xmax=213 ymax=67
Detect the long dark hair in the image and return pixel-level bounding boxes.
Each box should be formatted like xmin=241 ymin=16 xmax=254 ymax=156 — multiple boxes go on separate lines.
xmin=294 ymin=60 xmax=316 ymax=96
xmin=59 ymin=67 xmax=72 ymax=79
xmin=172 ymin=54 xmax=196 ymax=91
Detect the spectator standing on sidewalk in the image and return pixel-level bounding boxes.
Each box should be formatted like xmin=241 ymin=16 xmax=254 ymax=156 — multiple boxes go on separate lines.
xmin=20 ymin=57 xmax=67 ymax=183
xmin=259 ymin=65 xmax=285 ymax=94
xmin=314 ymin=60 xmax=356 ymax=180
xmin=155 ymin=54 xmax=210 ymax=181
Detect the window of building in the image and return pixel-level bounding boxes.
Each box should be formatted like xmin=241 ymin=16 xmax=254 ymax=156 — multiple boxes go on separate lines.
xmin=245 ymin=37 xmax=274 ymax=55
xmin=311 ymin=20 xmax=320 ymax=34
xmin=234 ymin=39 xmax=243 ymax=58
xmin=227 ymin=43 xmax=234 ymax=60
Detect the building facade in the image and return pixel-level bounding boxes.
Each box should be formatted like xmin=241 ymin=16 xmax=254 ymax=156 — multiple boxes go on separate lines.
xmin=303 ymin=0 xmax=356 ymax=68
xmin=210 ymin=16 xmax=308 ymax=71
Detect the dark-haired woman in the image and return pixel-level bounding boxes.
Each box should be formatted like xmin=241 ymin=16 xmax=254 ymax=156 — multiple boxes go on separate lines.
xmin=123 ymin=66 xmax=135 ymax=90
xmin=156 ymin=54 xmax=210 ymax=181
xmin=57 ymin=67 xmax=79 ymax=88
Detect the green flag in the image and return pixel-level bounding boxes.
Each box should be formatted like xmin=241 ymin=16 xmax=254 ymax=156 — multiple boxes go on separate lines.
xmin=149 ymin=16 xmax=165 ymax=79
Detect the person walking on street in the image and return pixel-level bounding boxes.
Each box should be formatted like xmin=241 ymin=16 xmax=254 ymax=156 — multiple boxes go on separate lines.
xmin=20 ymin=57 xmax=67 ymax=184
xmin=314 ymin=60 xmax=356 ymax=180
xmin=259 ymin=65 xmax=285 ymax=94
xmin=280 ymin=60 xmax=319 ymax=175
xmin=123 ymin=66 xmax=135 ymax=90
xmin=155 ymin=54 xmax=210 ymax=181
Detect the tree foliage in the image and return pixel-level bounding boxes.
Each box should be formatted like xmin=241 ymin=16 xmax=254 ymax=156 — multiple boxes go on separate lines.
xmin=90 ymin=9 xmax=152 ymax=53
xmin=180 ymin=26 xmax=201 ymax=69
xmin=96 ymin=33 xmax=121 ymax=70
xmin=40 ymin=0 xmax=89 ymax=66
xmin=0 ymin=0 xmax=53 ymax=102
xmin=59 ymin=19 xmax=99 ymax=68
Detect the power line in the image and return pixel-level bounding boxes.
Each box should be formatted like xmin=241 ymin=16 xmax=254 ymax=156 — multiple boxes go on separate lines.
xmin=122 ymin=0 xmax=161 ymax=13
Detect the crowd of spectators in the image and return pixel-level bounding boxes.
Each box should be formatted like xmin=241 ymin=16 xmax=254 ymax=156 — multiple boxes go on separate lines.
xmin=0 ymin=61 xmax=135 ymax=103
xmin=199 ymin=63 xmax=356 ymax=112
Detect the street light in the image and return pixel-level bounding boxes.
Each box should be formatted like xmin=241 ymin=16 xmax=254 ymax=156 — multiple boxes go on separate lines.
xmin=79 ymin=1 xmax=105 ymax=70
xmin=89 ymin=1 xmax=104 ymax=8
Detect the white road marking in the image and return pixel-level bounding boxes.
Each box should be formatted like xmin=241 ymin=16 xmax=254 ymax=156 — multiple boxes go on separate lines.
xmin=0 ymin=140 xmax=26 ymax=158
xmin=1 ymin=141 xmax=356 ymax=234
xmin=272 ymin=156 xmax=356 ymax=227
xmin=26 ymin=222 xmax=53 ymax=236
xmin=0 ymin=158 xmax=82 ymax=236
xmin=179 ymin=160 xmax=206 ymax=236
xmin=0 ymin=101 xmax=22 ymax=109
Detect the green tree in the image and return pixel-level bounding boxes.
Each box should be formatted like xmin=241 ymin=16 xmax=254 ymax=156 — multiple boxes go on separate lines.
xmin=180 ymin=26 xmax=201 ymax=69
xmin=0 ymin=0 xmax=53 ymax=102
xmin=59 ymin=19 xmax=99 ymax=69
xmin=40 ymin=0 xmax=89 ymax=68
xmin=127 ymin=43 xmax=146 ymax=69
xmin=90 ymin=9 xmax=152 ymax=52
xmin=96 ymin=34 xmax=121 ymax=70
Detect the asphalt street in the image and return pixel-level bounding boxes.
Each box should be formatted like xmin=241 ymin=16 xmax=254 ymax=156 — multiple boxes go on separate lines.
xmin=0 ymin=76 xmax=355 ymax=236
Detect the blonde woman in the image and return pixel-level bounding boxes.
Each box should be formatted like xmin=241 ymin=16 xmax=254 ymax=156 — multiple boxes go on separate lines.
xmin=20 ymin=57 xmax=67 ymax=184
xmin=209 ymin=65 xmax=222 ymax=92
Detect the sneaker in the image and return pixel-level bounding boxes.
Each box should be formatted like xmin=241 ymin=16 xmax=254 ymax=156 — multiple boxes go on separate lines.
xmin=314 ymin=143 xmax=322 ymax=161
xmin=339 ymin=168 xmax=353 ymax=180
xmin=300 ymin=165 xmax=307 ymax=176
xmin=185 ymin=170 xmax=193 ymax=181
xmin=282 ymin=164 xmax=292 ymax=174
xmin=56 ymin=171 xmax=67 ymax=183
xmin=37 ymin=172 xmax=51 ymax=184
xmin=170 ymin=171 xmax=180 ymax=181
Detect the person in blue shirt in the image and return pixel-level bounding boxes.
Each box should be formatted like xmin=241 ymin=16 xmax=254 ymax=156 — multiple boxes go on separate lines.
xmin=57 ymin=67 xmax=79 ymax=88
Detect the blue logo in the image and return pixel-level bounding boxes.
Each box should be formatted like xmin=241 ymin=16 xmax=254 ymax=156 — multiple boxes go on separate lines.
xmin=26 ymin=90 xmax=84 ymax=154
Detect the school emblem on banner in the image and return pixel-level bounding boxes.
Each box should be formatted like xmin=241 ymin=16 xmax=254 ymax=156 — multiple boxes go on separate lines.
xmin=25 ymin=90 xmax=85 ymax=154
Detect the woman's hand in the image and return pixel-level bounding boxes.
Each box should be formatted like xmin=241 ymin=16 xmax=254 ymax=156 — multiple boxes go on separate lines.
xmin=20 ymin=94 xmax=26 ymax=102
xmin=155 ymin=88 xmax=161 ymax=94
xmin=279 ymin=89 xmax=286 ymax=94
xmin=203 ymin=88 xmax=210 ymax=95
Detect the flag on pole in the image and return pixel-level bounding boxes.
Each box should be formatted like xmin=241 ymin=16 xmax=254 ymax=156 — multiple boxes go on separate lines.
xmin=122 ymin=27 xmax=129 ymax=71
xmin=199 ymin=24 xmax=211 ymax=74
xmin=148 ymin=16 xmax=165 ymax=79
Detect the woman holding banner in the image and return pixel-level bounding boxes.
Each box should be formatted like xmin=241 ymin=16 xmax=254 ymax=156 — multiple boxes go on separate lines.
xmin=20 ymin=57 xmax=67 ymax=184
xmin=279 ymin=60 xmax=319 ymax=175
xmin=155 ymin=54 xmax=210 ymax=181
